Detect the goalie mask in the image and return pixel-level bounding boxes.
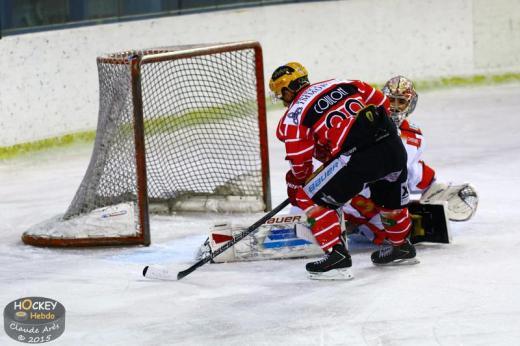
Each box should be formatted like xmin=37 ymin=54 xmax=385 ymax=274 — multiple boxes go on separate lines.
xmin=382 ymin=76 xmax=418 ymax=126
xmin=269 ymin=62 xmax=310 ymax=103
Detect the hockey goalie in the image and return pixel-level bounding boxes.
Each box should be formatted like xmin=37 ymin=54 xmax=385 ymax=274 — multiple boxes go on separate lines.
xmin=342 ymin=76 xmax=478 ymax=245
xmin=196 ymin=75 xmax=478 ymax=265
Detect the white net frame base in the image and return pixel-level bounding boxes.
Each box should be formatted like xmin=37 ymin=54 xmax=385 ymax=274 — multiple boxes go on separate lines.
xmin=151 ymin=195 xmax=266 ymax=213
xmin=22 ymin=203 xmax=141 ymax=247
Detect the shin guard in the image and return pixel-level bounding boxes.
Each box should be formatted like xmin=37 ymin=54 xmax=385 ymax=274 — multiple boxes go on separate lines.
xmin=379 ymin=207 xmax=412 ymax=245
xmin=295 ymin=188 xmax=342 ymax=252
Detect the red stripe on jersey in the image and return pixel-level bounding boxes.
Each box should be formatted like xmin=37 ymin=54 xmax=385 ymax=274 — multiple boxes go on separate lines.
xmin=417 ymin=161 xmax=436 ymax=190
xmin=357 ymin=81 xmax=390 ymax=112
xmin=400 ymin=120 xmax=423 ymax=148
xmin=400 ymin=119 xmax=422 ymax=135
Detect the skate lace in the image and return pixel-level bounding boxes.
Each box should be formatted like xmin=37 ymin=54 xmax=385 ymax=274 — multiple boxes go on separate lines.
xmin=378 ymin=245 xmax=393 ymax=258
xmin=315 ymin=253 xmax=330 ymax=264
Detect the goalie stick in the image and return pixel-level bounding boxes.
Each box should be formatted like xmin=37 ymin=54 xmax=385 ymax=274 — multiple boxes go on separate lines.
xmin=143 ymin=106 xmax=390 ymax=280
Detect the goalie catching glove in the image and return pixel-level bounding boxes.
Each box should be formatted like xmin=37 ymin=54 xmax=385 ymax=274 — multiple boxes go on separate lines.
xmin=420 ymin=182 xmax=478 ymax=221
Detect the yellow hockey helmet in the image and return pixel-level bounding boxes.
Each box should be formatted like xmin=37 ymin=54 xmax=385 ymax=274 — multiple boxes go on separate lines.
xmin=269 ymin=62 xmax=310 ymax=99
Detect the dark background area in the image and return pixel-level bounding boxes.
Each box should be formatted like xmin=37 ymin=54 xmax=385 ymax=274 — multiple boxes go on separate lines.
xmin=0 ymin=0 xmax=325 ymax=37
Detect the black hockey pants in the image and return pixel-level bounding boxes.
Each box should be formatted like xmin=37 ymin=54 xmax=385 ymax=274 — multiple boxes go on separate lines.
xmin=309 ymin=133 xmax=409 ymax=210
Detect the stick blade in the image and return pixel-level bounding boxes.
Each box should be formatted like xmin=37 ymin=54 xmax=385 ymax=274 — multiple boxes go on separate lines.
xmin=142 ymin=265 xmax=178 ymax=281
xmin=177 ymin=270 xmax=189 ymax=280
xmin=176 ymin=261 xmax=203 ymax=280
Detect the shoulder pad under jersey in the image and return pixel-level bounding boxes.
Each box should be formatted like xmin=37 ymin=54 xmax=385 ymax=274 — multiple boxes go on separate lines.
xmin=400 ymin=119 xmax=423 ymax=135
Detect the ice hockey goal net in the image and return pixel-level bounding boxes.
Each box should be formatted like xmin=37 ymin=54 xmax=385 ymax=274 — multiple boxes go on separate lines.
xmin=23 ymin=41 xmax=271 ymax=247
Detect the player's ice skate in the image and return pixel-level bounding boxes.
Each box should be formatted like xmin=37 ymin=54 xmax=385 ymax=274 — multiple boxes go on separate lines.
xmin=306 ymin=243 xmax=354 ymax=280
xmin=371 ymin=239 xmax=420 ymax=266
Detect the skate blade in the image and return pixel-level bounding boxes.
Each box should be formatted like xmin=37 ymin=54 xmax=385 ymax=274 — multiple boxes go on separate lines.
xmin=373 ymin=257 xmax=420 ymax=266
xmin=308 ymin=268 xmax=354 ymax=281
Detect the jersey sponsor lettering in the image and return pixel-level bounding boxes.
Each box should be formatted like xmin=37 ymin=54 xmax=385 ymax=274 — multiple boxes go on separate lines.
xmin=303 ymin=83 xmax=358 ymax=127
xmin=293 ymin=81 xmax=333 ymax=107
xmin=313 ymin=85 xmax=354 ymax=114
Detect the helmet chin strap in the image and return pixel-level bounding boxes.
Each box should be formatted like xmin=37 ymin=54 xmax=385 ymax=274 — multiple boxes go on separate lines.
xmin=281 ymin=88 xmax=297 ymax=107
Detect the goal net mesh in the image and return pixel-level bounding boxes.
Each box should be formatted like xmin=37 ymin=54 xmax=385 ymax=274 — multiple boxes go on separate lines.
xmin=66 ymin=46 xmax=264 ymax=219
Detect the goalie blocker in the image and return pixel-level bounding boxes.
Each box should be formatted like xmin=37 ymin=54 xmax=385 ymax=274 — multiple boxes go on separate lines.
xmin=197 ymin=200 xmax=450 ymax=263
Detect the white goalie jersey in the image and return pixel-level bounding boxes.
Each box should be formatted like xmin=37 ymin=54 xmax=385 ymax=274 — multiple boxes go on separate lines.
xmin=341 ymin=118 xmax=478 ymax=245
xmin=399 ymin=119 xmax=478 ymax=221
xmin=399 ymin=120 xmax=436 ymax=194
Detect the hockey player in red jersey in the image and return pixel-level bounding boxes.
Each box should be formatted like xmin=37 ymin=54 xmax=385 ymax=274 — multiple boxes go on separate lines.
xmin=269 ymin=63 xmax=418 ymax=280
xmin=343 ymin=76 xmax=478 ymax=244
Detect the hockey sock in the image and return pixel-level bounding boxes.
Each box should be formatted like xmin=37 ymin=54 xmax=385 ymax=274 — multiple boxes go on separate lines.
xmin=379 ymin=207 xmax=412 ymax=245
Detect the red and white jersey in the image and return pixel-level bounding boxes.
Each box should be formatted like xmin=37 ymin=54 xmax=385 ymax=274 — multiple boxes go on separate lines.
xmin=399 ymin=119 xmax=435 ymax=193
xmin=276 ymin=79 xmax=389 ymax=182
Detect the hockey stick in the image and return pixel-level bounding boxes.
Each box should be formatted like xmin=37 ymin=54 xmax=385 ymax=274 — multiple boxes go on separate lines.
xmin=152 ymin=107 xmax=391 ymax=280
xmin=171 ymin=199 xmax=290 ymax=280
xmin=171 ymin=162 xmax=336 ymax=280
xmin=172 ymin=137 xmax=391 ymax=280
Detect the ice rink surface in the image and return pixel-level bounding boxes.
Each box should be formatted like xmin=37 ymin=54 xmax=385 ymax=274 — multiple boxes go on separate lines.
xmin=1 ymin=83 xmax=520 ymax=345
